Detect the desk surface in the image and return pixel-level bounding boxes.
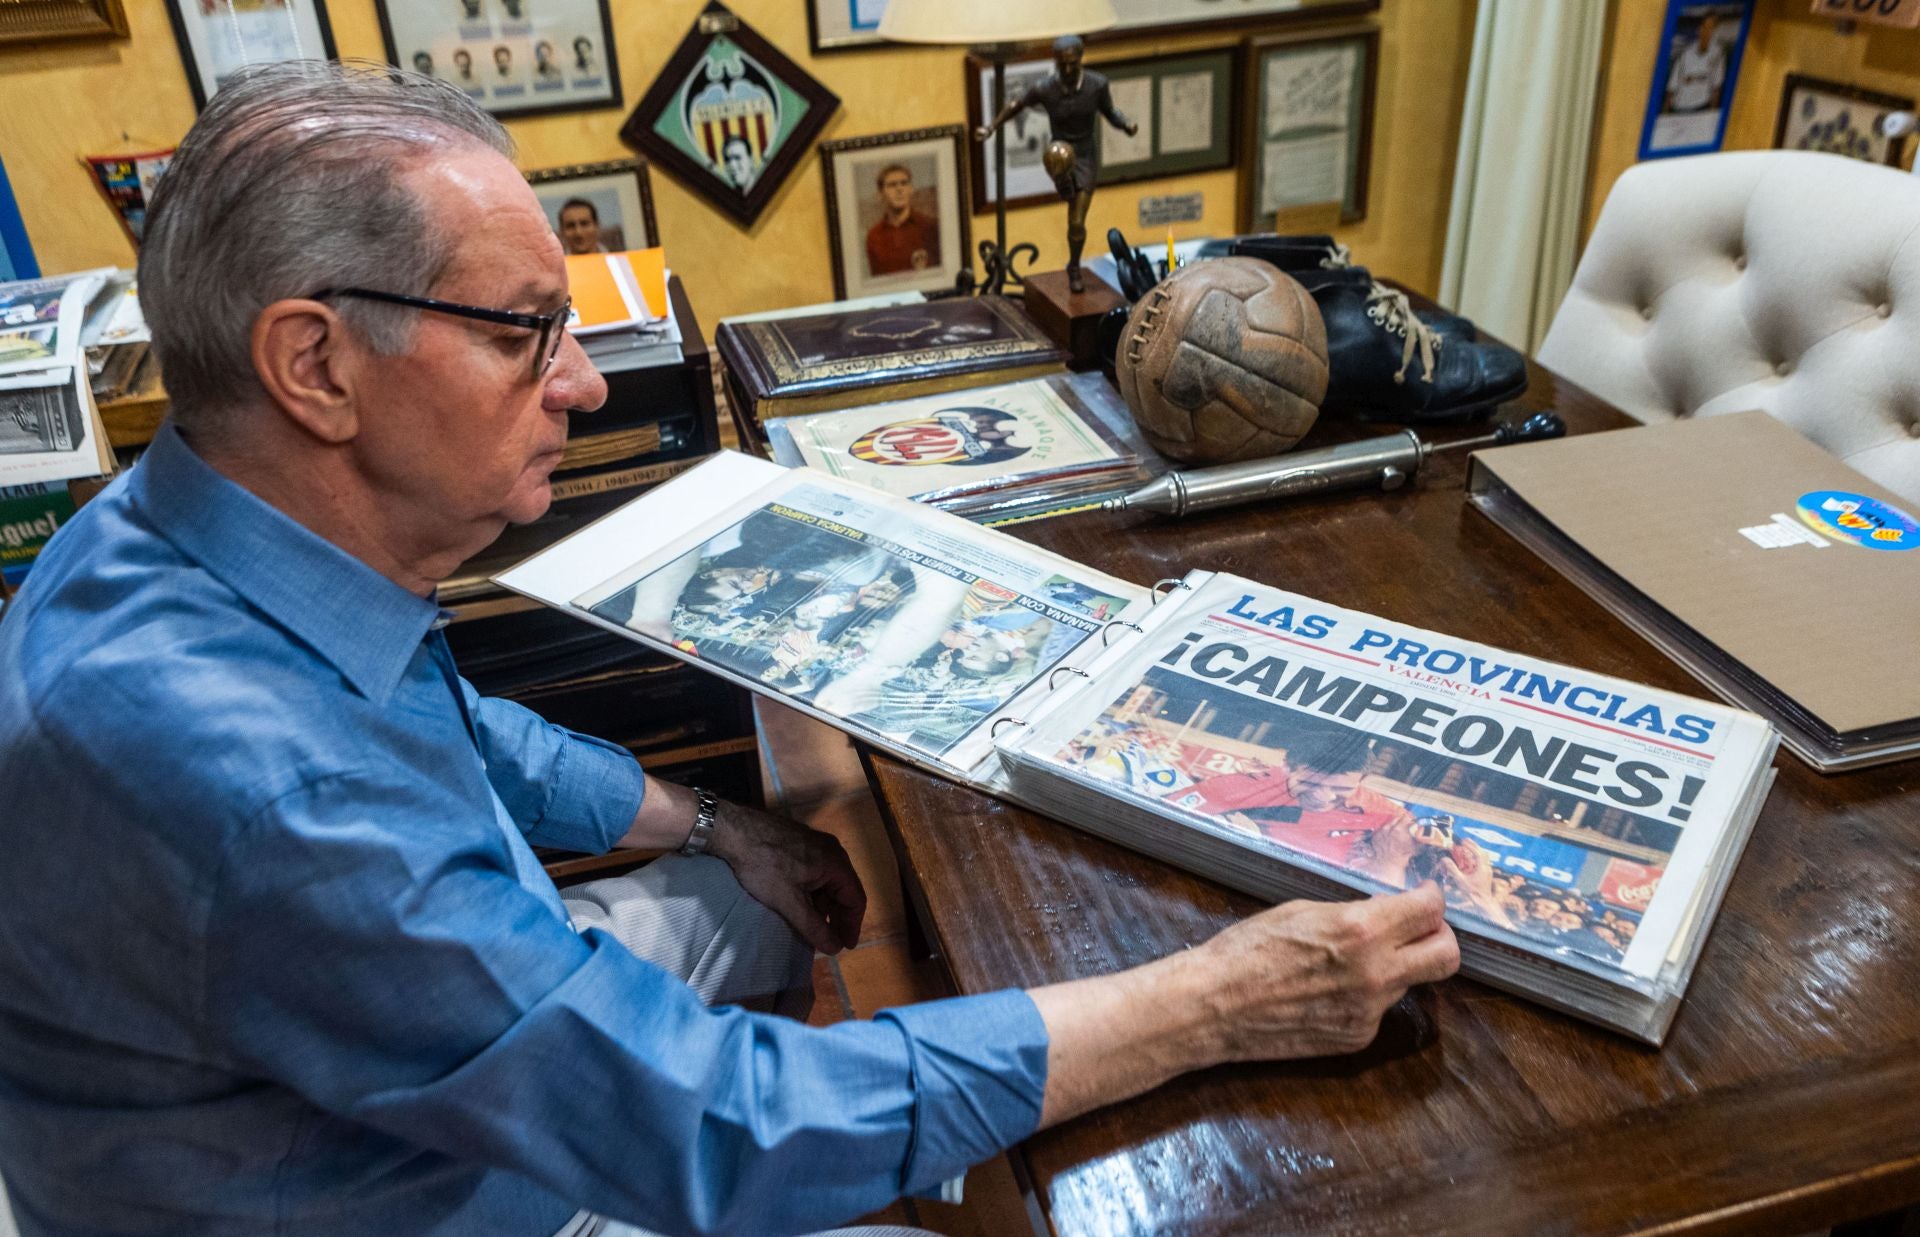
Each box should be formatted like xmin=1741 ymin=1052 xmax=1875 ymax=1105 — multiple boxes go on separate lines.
xmin=862 ymin=358 xmax=1920 ymax=1236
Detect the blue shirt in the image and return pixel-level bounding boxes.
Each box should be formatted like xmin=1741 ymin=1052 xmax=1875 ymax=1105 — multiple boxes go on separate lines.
xmin=0 ymin=425 xmax=1049 ymax=1237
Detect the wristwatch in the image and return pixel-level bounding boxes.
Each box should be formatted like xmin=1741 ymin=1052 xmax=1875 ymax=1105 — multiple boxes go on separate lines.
xmin=678 ymin=786 xmax=720 ymax=857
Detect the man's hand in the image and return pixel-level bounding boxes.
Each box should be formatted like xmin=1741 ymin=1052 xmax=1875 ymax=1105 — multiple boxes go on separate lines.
xmin=1028 ymin=885 xmax=1458 ymax=1128
xmin=1190 ymin=884 xmax=1459 ymax=1063
xmin=1439 ymin=848 xmax=1514 ymax=929
xmin=1357 ymin=815 xmax=1420 ymax=887
xmin=707 ymin=799 xmax=867 ymax=955
xmin=1125 ymin=120 xmax=1140 ymax=138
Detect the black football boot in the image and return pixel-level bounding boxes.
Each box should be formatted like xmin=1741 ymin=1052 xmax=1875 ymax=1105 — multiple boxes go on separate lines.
xmin=1209 ymin=233 xmax=1478 ymax=343
xmin=1294 ymin=268 xmax=1528 ymax=424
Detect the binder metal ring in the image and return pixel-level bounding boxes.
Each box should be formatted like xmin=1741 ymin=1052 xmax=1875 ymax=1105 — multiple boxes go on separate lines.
xmin=1048 ymin=665 xmax=1092 ymax=689
xmin=990 ymin=717 xmax=1028 ymax=738
xmin=1101 ymin=620 xmax=1145 ymax=646
xmin=1150 ymin=577 xmax=1192 ymax=604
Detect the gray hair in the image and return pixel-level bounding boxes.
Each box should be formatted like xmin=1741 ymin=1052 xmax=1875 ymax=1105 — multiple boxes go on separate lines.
xmin=138 ymin=60 xmax=513 ymax=436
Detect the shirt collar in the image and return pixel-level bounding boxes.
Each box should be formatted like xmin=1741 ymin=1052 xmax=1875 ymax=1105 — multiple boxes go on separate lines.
xmin=130 ymin=423 xmax=446 ymax=704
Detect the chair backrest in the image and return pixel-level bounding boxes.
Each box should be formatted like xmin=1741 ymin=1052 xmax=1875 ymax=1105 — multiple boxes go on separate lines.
xmin=1538 ymin=150 xmax=1920 ymax=503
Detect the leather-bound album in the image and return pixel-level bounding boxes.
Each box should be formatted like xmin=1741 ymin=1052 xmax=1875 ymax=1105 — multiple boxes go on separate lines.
xmin=716 ymin=296 xmax=1066 ymax=427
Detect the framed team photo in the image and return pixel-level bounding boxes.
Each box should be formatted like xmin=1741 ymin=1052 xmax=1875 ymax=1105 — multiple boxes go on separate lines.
xmin=620 ymin=2 xmax=840 ymax=229
xmin=374 ymin=0 xmax=622 ymax=121
xmin=526 ymin=160 xmax=659 ymax=256
xmin=820 ymin=127 xmax=971 ymax=300
xmin=162 ymin=0 xmax=336 ymax=112
xmin=1774 ymin=74 xmax=1914 ymax=167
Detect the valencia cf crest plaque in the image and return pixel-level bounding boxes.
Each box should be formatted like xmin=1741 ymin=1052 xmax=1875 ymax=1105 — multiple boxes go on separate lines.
xmin=620 ymin=2 xmax=840 ymax=228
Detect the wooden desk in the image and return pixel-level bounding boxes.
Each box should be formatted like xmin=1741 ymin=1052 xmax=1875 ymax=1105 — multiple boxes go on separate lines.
xmin=862 ymin=357 xmax=1920 ymax=1235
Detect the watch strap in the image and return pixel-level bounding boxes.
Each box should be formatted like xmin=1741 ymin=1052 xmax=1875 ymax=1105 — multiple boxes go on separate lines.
xmin=678 ymin=786 xmax=720 ymax=857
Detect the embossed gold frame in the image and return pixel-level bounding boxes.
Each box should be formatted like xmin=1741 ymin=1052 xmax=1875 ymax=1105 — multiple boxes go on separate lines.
xmin=0 ymin=0 xmax=128 ymax=45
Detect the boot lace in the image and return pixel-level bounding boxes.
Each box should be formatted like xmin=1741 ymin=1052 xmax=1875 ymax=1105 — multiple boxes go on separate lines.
xmin=1317 ymin=242 xmax=1355 ymax=270
xmin=1364 ymin=284 xmax=1440 ymax=385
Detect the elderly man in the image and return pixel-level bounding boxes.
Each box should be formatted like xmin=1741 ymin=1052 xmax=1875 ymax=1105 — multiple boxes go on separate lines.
xmin=0 ymin=64 xmax=1458 ymax=1237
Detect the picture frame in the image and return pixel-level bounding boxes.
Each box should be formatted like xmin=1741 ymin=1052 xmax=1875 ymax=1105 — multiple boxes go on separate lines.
xmin=527 ymin=160 xmax=660 ymax=256
xmin=1093 ymin=49 xmax=1237 ymax=187
xmin=621 ymin=2 xmax=840 ymax=229
xmin=1773 ymin=73 xmax=1914 ymax=167
xmin=162 ymin=0 xmax=336 ymax=112
xmin=807 ymin=0 xmax=889 ymax=54
xmin=1240 ymin=26 xmax=1378 ymax=231
xmin=798 ymin=0 xmax=1378 ymax=50
xmin=1637 ymin=0 xmax=1752 ymax=160
xmin=0 ymin=0 xmax=128 ymax=46
xmin=374 ymin=0 xmax=622 ymax=122
xmin=1100 ymin=0 xmax=1378 ymax=40
xmin=820 ymin=126 xmax=972 ymax=300
xmin=965 ymin=52 xmax=1066 ymax=215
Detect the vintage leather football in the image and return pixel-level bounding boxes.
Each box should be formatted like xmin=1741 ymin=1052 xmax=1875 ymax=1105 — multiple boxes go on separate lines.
xmin=1115 ymin=257 xmax=1329 ymax=464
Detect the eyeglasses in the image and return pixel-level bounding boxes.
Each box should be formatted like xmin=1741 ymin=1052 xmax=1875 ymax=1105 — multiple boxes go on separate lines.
xmin=311 ymin=287 xmax=572 ymax=381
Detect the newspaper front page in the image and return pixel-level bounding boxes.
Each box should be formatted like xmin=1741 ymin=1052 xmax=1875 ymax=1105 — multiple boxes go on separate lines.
xmin=552 ymin=460 xmax=1151 ymax=773
xmin=1004 ymin=572 xmax=1777 ymax=991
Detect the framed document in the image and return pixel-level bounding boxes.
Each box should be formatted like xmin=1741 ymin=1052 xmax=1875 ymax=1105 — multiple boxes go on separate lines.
xmin=1095 ymin=50 xmax=1237 ymax=186
xmin=1773 ymin=73 xmax=1913 ymax=166
xmin=965 ymin=52 xmax=1064 ymax=215
xmin=807 ymin=0 xmax=890 ymax=53
xmin=821 ymin=126 xmax=971 ymax=300
xmin=1240 ymin=26 xmax=1377 ymax=230
xmin=621 ymin=2 xmax=840 ymax=229
xmin=374 ymin=0 xmax=622 ymax=121
xmin=162 ymin=0 xmax=336 ymax=111
xmin=527 ymin=160 xmax=659 ymax=254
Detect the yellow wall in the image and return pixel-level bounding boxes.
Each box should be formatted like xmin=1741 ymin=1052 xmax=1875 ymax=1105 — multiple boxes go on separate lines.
xmin=1588 ymin=0 xmax=1920 ymax=239
xmin=0 ymin=0 xmax=1475 ymax=326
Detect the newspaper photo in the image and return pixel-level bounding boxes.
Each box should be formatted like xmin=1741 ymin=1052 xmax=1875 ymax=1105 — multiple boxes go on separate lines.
xmin=0 ymin=271 xmax=109 ymax=377
xmin=559 ymin=464 xmax=1149 ymax=770
xmin=1005 ymin=573 xmax=1777 ymax=986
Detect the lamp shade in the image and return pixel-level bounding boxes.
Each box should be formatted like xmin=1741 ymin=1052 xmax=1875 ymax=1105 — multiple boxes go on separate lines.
xmin=877 ymin=0 xmax=1117 ymax=45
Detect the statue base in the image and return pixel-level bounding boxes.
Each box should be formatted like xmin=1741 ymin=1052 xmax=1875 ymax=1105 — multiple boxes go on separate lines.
xmin=1022 ymin=269 xmax=1125 ymax=371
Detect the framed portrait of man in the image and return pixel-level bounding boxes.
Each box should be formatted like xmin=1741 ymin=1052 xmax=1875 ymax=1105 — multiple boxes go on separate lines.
xmin=820 ymin=127 xmax=971 ymax=300
xmin=162 ymin=0 xmax=336 ymax=111
xmin=1774 ymin=74 xmax=1914 ymax=167
xmin=374 ymin=0 xmax=622 ymax=121
xmin=526 ymin=160 xmax=660 ymax=256
xmin=620 ymin=2 xmax=840 ymax=229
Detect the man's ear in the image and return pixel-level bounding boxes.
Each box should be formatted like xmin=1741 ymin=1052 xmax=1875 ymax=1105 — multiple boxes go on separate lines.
xmin=250 ymin=299 xmax=362 ymax=445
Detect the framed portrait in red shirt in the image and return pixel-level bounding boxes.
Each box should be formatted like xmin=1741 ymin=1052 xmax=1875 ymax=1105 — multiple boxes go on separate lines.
xmin=820 ymin=125 xmax=973 ymax=300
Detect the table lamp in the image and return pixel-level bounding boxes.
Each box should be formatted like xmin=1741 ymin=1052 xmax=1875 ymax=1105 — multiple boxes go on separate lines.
xmin=879 ymin=0 xmax=1117 ymax=293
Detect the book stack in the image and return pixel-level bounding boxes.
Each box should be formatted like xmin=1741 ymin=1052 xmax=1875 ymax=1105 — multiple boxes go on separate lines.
xmin=499 ymin=453 xmax=1782 ymax=1043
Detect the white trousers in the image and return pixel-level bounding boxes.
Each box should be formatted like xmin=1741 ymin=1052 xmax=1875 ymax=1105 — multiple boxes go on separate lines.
xmin=553 ymin=856 xmax=935 ymax=1237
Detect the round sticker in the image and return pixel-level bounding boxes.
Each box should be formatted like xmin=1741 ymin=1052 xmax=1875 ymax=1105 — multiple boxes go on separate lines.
xmin=848 ymin=408 xmax=1028 ymax=467
xmin=1795 ymin=490 xmax=1920 ymax=551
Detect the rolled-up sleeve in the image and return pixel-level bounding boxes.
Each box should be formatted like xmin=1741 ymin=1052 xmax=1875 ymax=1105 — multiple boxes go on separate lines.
xmin=462 ymin=681 xmax=647 ymax=854
xmin=203 ymin=769 xmax=1048 ymax=1235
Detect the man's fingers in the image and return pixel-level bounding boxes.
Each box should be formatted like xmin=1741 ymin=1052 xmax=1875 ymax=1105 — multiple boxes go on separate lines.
xmin=772 ymin=889 xmax=841 ymax=956
xmin=1365 ymin=883 xmax=1447 ymax=944
xmin=1396 ymin=923 xmax=1462 ymax=987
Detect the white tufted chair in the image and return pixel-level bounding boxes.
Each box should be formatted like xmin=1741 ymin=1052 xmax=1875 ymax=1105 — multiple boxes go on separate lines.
xmin=1538 ymin=150 xmax=1920 ymax=503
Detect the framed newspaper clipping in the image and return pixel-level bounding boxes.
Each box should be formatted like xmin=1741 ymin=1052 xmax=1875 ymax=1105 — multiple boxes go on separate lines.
xmin=162 ymin=0 xmax=336 ymax=111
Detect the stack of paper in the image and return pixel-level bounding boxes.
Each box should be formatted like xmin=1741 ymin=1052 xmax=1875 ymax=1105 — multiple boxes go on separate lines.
xmin=565 ymin=248 xmax=681 ymax=374
xmin=0 ymin=269 xmax=117 ymax=488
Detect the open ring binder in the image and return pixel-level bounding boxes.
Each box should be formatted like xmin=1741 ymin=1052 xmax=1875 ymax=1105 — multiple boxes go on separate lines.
xmin=1101 ymin=620 xmax=1145 ymax=646
xmin=989 ymin=716 xmax=1028 ymax=738
xmin=1048 ymin=665 xmax=1092 ymax=689
xmin=1150 ymin=578 xmax=1193 ymax=603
